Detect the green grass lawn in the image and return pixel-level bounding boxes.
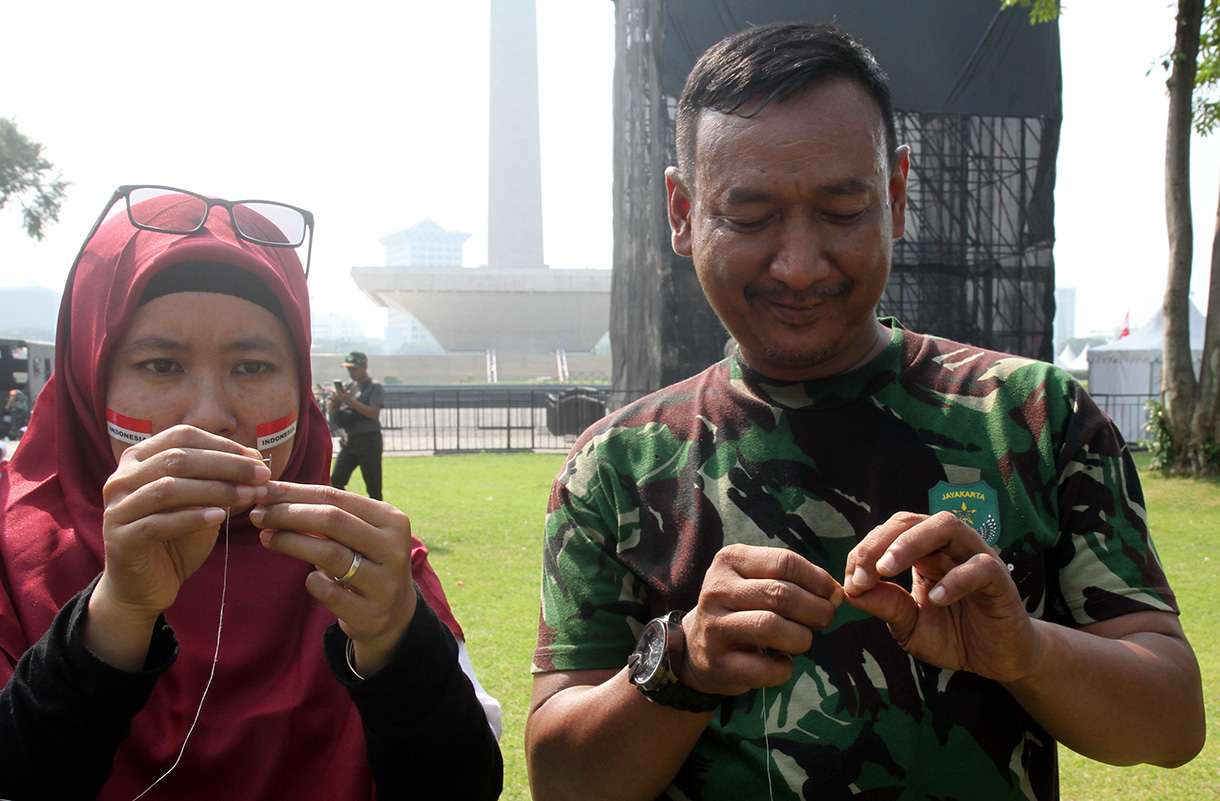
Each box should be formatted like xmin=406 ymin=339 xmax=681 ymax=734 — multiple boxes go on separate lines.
xmin=374 ymin=452 xmax=562 ymax=801
xmin=366 ymin=451 xmax=1219 ymax=801
xmin=1057 ymin=453 xmax=1220 ymax=800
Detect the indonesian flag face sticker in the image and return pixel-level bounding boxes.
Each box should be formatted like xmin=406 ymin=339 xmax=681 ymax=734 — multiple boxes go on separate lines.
xmin=256 ymin=410 xmax=298 ymax=451
xmin=106 ymin=409 xmax=152 ymax=446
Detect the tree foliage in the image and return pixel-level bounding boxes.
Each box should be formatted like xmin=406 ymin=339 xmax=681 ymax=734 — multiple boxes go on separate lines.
xmin=1001 ymin=0 xmax=1062 ymax=25
xmin=1191 ymin=0 xmax=1220 ymax=134
xmin=0 ymin=117 xmax=68 ymax=241
xmin=1006 ymin=1 xmax=1220 ymax=474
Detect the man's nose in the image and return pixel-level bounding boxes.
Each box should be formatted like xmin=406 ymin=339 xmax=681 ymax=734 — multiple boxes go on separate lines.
xmin=768 ymin=222 xmax=831 ymax=290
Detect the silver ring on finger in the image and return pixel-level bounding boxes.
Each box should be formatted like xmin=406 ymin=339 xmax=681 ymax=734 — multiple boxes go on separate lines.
xmin=334 ymin=551 xmax=363 ymax=583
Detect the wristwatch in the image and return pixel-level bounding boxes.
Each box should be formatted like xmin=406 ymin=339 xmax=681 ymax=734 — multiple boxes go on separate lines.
xmin=627 ymin=611 xmax=725 ymax=713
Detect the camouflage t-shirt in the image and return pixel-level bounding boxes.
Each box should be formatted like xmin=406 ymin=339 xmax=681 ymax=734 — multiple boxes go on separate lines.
xmin=533 ymin=321 xmax=1177 ymax=801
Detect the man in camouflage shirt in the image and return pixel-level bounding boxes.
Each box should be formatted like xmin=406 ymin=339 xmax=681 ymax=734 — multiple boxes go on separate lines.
xmin=526 ymin=21 xmax=1204 ymax=801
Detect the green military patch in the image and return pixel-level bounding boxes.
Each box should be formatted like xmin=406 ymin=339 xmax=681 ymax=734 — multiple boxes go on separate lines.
xmin=928 ymin=480 xmax=1001 ymax=544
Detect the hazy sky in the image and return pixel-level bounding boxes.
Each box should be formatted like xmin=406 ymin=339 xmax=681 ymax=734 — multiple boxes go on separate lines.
xmin=0 ymin=1 xmax=1213 ymax=340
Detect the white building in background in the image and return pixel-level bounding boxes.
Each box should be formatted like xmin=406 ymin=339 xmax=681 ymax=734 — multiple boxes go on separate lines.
xmin=350 ymin=0 xmax=610 ymax=355
xmin=1053 ymin=287 xmax=1076 ymax=349
xmin=311 ymin=312 xmax=368 ymax=343
xmin=384 ymin=308 xmax=440 ymax=352
xmin=379 ymin=218 xmax=472 ymax=268
xmin=376 ymin=218 xmax=469 ymax=351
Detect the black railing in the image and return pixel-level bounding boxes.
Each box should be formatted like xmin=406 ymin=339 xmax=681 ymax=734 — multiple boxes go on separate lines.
xmin=1090 ymin=393 xmax=1153 ymax=450
xmin=320 ymin=385 xmax=627 ymax=454
xmin=328 ymin=388 xmax=1153 ymax=455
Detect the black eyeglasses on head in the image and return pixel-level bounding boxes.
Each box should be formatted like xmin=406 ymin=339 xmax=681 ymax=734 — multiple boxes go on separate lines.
xmin=72 ymin=184 xmax=314 ymax=279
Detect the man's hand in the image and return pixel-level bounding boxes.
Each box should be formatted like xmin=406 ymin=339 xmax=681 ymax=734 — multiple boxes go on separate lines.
xmin=842 ymin=510 xmax=1205 ymax=767
xmin=842 ymin=511 xmax=1040 ymax=683
xmin=680 ymin=543 xmax=844 ymax=696
xmin=528 ymin=544 xmax=843 ymax=801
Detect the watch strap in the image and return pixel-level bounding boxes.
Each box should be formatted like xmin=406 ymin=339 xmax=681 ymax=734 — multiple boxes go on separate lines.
xmin=632 ymin=611 xmax=725 ymax=713
xmin=642 ymin=677 xmax=726 ymax=713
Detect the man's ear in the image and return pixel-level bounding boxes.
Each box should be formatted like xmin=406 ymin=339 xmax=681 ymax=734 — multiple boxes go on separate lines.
xmin=890 ymin=145 xmax=910 ymax=240
xmin=666 ymin=166 xmax=694 ymax=257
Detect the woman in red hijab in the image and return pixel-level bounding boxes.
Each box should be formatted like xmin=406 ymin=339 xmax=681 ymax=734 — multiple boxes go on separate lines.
xmin=0 ymin=186 xmax=502 ymax=800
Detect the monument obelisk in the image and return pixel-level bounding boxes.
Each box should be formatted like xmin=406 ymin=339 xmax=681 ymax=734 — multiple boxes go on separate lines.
xmin=488 ymin=0 xmax=545 ymax=270
xmin=350 ymin=0 xmax=611 ymax=354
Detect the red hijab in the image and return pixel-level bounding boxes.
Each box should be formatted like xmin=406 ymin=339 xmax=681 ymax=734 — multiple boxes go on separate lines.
xmin=0 ymin=192 xmax=459 ymax=799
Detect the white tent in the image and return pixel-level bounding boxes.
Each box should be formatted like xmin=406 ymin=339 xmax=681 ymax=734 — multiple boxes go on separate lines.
xmin=1086 ymin=302 xmax=1206 ymax=444
xmin=1055 ymin=343 xmax=1077 ymax=370
xmin=1065 ymin=344 xmax=1090 ymax=373
xmin=1056 ymin=343 xmax=1090 ymax=374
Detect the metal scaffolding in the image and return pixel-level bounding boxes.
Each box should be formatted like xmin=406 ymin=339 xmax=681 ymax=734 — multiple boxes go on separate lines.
xmin=886 ymin=112 xmax=1057 ymax=360
xmin=611 ymin=0 xmax=725 ymax=397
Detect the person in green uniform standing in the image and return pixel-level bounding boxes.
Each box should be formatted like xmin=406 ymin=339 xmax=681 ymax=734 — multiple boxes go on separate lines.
xmin=526 ymin=21 xmax=1205 ymax=801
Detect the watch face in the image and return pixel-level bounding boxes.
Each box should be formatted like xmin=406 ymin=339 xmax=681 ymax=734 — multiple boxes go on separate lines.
xmin=629 ymin=619 xmax=668 ymax=685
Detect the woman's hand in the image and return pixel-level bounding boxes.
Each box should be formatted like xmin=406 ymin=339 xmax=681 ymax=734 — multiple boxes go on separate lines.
xmin=89 ymin=425 xmax=271 ymax=669
xmin=250 ymin=483 xmax=417 ymax=678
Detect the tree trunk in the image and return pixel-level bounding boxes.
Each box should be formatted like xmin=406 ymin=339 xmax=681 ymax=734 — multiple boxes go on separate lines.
xmin=1191 ymin=174 xmax=1220 ymax=473
xmin=1163 ymin=0 xmax=1204 ymax=471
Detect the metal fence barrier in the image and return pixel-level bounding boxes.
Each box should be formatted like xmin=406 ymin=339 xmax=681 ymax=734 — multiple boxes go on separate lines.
xmin=1090 ymin=393 xmax=1153 ymax=449
xmin=329 ymin=388 xmax=1153 ymax=455
xmin=319 ymin=385 xmax=629 ymax=454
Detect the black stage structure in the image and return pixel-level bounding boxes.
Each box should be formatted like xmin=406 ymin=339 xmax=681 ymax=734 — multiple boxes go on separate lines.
xmin=611 ymin=0 xmax=1061 ymax=398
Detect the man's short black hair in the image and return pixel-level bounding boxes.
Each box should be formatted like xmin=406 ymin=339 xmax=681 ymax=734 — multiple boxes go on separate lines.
xmin=675 ymin=22 xmax=897 ymax=187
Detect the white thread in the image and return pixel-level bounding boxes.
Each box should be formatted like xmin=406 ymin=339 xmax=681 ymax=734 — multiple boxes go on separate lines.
xmin=131 ymin=507 xmax=230 ymax=800
xmin=761 ymin=685 xmax=775 ymax=801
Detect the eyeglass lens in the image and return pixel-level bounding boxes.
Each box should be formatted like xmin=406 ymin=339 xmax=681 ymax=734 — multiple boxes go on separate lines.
xmin=126 ymin=187 xmax=308 ymax=247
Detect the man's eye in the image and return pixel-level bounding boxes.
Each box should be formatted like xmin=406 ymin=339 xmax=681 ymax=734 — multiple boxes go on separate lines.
xmin=824 ymin=208 xmax=867 ymax=224
xmin=726 ymin=216 xmax=771 ymax=232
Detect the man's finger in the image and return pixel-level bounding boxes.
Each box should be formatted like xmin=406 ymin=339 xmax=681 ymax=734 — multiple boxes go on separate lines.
xmin=845 ymin=511 xmax=991 ymax=595
xmin=842 ymin=581 xmax=918 ymax=642
xmin=922 ymin=553 xmax=1014 ymax=607
xmin=844 ymin=512 xmax=925 ymax=595
xmin=714 ymin=543 xmax=844 ymax=599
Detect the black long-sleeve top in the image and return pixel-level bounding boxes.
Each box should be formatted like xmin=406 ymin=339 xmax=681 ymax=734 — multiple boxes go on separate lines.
xmin=0 ymin=579 xmax=502 ymax=800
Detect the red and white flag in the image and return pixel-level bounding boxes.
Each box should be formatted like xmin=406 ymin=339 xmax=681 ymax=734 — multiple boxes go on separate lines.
xmin=257 ymin=410 xmax=298 ymax=451
xmin=1117 ymin=311 xmax=1130 ymax=340
xmin=106 ymin=409 xmax=152 ymax=445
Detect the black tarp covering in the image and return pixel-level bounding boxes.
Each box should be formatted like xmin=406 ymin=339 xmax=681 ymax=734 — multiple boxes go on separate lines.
xmin=659 ymin=0 xmax=1061 ymax=119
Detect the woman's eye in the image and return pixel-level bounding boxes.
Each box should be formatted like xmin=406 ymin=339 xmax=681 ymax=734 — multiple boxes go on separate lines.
xmin=139 ymin=359 xmax=180 ymax=375
xmin=235 ymin=361 xmax=272 ymax=376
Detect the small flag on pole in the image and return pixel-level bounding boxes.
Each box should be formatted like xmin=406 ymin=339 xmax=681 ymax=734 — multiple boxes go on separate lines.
xmin=1117 ymin=311 xmax=1130 ymax=340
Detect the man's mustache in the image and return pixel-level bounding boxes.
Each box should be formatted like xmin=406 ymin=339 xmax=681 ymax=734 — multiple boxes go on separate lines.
xmin=744 ymin=280 xmax=852 ymax=304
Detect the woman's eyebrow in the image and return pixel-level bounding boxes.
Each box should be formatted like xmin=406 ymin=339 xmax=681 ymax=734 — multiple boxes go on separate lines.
xmin=122 ymin=335 xmax=187 ymax=354
xmin=121 ymin=334 xmax=287 ymax=355
xmin=224 ymin=335 xmax=286 ymax=354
